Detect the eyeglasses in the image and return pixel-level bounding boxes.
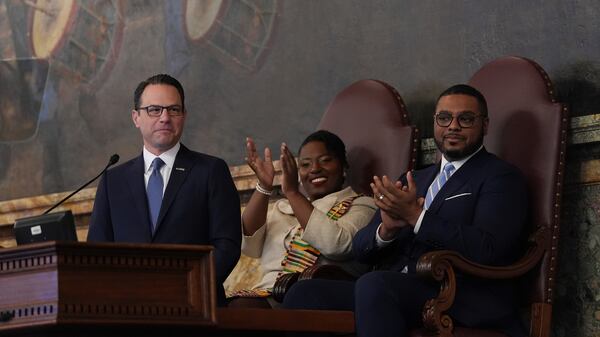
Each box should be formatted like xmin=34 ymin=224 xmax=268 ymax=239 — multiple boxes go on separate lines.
xmin=138 ymin=105 xmax=184 ymax=117
xmin=434 ymin=112 xmax=485 ymax=128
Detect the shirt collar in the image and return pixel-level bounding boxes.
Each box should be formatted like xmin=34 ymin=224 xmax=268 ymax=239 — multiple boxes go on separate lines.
xmin=143 ymin=142 xmax=181 ymax=173
xmin=440 ymin=145 xmax=483 ymax=174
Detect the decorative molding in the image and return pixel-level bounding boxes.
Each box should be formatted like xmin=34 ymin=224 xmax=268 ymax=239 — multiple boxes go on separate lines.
xmin=568 ymin=114 xmax=600 ymax=145
xmin=0 ymin=254 xmax=56 ymax=272
xmin=60 ymin=303 xmax=191 ymax=318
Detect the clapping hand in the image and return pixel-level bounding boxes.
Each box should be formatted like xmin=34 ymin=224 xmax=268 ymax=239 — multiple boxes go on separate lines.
xmin=371 ymin=172 xmax=424 ymax=240
xmin=245 ymin=137 xmax=275 ymax=191
xmin=279 ymin=142 xmax=300 ymax=197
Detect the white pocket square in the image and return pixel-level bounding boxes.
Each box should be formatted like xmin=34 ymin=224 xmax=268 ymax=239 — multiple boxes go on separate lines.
xmin=445 ymin=193 xmax=472 ymax=200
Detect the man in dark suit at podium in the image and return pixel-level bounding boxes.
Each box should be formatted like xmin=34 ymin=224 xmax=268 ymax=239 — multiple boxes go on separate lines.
xmin=87 ymin=74 xmax=241 ymax=305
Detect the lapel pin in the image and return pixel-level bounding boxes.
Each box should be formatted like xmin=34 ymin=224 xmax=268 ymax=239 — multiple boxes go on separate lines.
xmin=175 ymin=167 xmax=186 ymax=171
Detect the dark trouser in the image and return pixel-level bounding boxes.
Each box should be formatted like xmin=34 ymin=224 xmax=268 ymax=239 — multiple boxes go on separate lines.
xmin=282 ymin=271 xmax=437 ymax=337
xmin=354 ymin=271 xmax=437 ymax=337
xmin=283 ymin=279 xmax=356 ymax=311
xmin=283 ymin=279 xmax=355 ymax=337
xmin=283 ymin=271 xmax=527 ymax=337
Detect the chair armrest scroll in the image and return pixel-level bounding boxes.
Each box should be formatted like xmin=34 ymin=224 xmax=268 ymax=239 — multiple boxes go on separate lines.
xmin=414 ymin=226 xmax=550 ymax=337
xmin=416 ymin=226 xmax=550 ymax=280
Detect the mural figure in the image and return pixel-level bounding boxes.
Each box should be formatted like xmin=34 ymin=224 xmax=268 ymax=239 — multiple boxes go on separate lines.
xmin=166 ymin=0 xmax=279 ymax=74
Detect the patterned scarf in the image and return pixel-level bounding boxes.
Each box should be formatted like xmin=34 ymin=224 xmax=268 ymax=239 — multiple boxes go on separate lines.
xmin=229 ymin=194 xmax=362 ymax=298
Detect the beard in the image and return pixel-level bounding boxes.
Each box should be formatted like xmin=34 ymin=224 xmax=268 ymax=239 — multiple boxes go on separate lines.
xmin=434 ymin=134 xmax=484 ymax=161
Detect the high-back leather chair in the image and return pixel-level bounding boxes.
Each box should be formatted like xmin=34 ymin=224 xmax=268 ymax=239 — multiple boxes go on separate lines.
xmin=318 ymin=79 xmax=419 ymax=195
xmin=413 ymin=56 xmax=568 ymax=337
xmin=273 ymin=79 xmax=419 ymax=300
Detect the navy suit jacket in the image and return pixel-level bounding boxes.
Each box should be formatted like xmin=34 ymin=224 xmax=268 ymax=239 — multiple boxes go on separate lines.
xmin=87 ymin=145 xmax=241 ymax=304
xmin=353 ymin=148 xmax=528 ymax=331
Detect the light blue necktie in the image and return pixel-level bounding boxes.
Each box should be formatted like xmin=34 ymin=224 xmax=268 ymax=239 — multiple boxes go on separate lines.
xmin=147 ymin=158 xmax=165 ymax=231
xmin=424 ymin=162 xmax=456 ymax=210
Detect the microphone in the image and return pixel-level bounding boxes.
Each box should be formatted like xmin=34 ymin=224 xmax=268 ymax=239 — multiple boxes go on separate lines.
xmin=43 ymin=154 xmax=120 ymax=214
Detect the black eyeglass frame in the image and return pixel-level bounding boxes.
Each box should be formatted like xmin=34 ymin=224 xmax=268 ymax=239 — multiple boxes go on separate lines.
xmin=434 ymin=112 xmax=487 ymax=128
xmin=138 ymin=105 xmax=185 ymax=117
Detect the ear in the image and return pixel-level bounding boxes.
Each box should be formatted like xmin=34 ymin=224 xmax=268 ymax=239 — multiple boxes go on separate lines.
xmin=482 ymin=117 xmax=489 ymax=135
xmin=132 ymin=109 xmax=141 ymax=128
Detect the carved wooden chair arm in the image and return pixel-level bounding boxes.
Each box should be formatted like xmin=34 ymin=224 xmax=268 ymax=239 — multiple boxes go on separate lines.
xmin=417 ymin=226 xmax=550 ymax=279
xmin=415 ymin=226 xmax=550 ymax=336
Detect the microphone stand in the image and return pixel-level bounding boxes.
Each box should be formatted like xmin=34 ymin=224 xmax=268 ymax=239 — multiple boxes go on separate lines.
xmin=43 ymin=154 xmax=119 ymax=214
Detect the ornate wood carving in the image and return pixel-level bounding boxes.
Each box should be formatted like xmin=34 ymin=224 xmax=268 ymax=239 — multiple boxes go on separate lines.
xmin=416 ymin=226 xmax=551 ymax=337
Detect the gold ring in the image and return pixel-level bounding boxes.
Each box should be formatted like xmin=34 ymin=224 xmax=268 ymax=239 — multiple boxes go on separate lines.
xmin=377 ymin=194 xmax=384 ymax=201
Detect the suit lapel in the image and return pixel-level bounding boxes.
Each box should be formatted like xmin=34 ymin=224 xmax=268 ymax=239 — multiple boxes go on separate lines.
xmin=427 ymin=149 xmax=488 ymax=212
xmin=154 ymin=145 xmax=193 ymax=233
xmin=126 ymin=155 xmax=153 ymax=239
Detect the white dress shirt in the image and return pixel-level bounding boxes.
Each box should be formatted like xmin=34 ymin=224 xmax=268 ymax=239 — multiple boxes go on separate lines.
xmin=142 ymin=142 xmax=180 ymax=195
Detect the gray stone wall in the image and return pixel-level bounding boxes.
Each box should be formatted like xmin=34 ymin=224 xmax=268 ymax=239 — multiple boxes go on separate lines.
xmin=555 ymin=142 xmax=600 ymax=337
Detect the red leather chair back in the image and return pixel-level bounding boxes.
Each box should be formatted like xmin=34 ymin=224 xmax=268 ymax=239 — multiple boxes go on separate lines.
xmin=317 ymin=80 xmax=418 ymax=196
xmin=468 ymin=56 xmax=568 ymax=309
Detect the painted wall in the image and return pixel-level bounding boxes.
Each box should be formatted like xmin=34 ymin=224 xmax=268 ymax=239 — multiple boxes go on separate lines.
xmin=1 ymin=0 xmax=599 ymax=201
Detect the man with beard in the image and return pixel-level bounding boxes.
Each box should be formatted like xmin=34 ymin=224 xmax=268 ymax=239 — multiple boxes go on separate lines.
xmin=283 ymin=84 xmax=528 ymax=337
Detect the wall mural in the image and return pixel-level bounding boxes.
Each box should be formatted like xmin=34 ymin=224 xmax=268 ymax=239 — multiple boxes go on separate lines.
xmin=0 ymin=0 xmax=599 ymax=206
xmin=0 ymin=0 xmax=279 ymax=201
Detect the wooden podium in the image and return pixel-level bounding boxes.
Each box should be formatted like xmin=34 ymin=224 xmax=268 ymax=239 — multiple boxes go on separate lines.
xmin=0 ymin=242 xmax=216 ymax=336
xmin=0 ymin=242 xmax=356 ymax=336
